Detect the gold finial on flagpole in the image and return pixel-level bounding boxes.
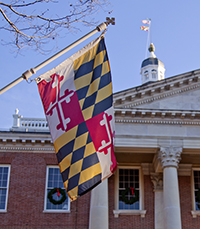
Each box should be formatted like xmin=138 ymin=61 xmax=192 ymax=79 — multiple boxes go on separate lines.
xmin=105 ymin=17 xmax=115 ymax=25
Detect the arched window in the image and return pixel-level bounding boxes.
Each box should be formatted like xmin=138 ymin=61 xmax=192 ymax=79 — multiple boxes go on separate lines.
xmin=144 ymin=70 xmax=149 ymax=81
xmin=152 ymin=69 xmax=157 ymax=79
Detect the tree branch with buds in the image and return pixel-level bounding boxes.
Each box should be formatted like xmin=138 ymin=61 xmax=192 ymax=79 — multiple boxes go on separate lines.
xmin=0 ymin=0 xmax=111 ymax=52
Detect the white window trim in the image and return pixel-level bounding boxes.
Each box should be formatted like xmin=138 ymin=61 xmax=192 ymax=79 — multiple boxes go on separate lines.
xmin=191 ymin=168 xmax=200 ymax=218
xmin=144 ymin=71 xmax=149 ymax=81
xmin=151 ymin=69 xmax=157 ymax=79
xmin=43 ymin=165 xmax=70 ymax=213
xmin=113 ymin=166 xmax=146 ymax=218
xmin=0 ymin=165 xmax=11 ymax=213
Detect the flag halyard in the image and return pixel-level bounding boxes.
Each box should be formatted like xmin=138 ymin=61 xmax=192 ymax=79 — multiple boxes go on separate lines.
xmin=37 ymin=36 xmax=117 ymax=201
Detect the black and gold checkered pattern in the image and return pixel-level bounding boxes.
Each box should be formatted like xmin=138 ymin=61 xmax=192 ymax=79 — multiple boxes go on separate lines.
xmin=54 ymin=121 xmax=102 ymax=200
xmin=53 ymin=37 xmax=113 ymax=201
xmin=73 ymin=38 xmax=113 ymax=121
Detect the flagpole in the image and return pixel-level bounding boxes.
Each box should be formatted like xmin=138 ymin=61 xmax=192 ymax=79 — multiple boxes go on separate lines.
xmin=0 ymin=17 xmax=115 ymax=95
xmin=145 ymin=19 xmax=151 ymax=59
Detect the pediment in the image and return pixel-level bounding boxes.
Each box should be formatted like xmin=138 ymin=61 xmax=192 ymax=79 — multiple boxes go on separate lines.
xmin=113 ymin=69 xmax=200 ymax=124
xmin=114 ymin=69 xmax=200 ymax=111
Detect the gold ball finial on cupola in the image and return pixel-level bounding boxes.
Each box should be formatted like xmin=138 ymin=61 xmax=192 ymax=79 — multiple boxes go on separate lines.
xmin=148 ymin=43 xmax=155 ymax=53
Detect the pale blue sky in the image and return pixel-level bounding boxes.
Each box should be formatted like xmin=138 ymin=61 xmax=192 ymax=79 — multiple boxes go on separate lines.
xmin=1 ymin=0 xmax=200 ymax=129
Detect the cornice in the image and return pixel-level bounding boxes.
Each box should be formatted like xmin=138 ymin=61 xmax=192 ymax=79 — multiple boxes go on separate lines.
xmin=114 ymin=108 xmax=200 ymax=125
xmin=114 ymin=73 xmax=200 ymax=108
xmin=115 ymin=119 xmax=200 ymax=126
xmin=0 ymin=131 xmax=54 ymax=153
xmin=0 ymin=145 xmax=55 ymax=153
xmin=0 ymin=131 xmax=52 ymax=144
xmin=0 ymin=138 xmax=53 ymax=145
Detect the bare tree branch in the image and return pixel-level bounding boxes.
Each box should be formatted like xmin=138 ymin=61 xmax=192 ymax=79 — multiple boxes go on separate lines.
xmin=0 ymin=0 xmax=112 ymax=53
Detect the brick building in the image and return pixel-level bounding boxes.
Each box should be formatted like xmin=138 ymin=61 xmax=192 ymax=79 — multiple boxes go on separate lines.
xmin=0 ymin=44 xmax=200 ymax=228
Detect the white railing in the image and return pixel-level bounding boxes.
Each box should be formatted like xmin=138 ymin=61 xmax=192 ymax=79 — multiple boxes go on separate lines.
xmin=11 ymin=109 xmax=49 ymax=132
xmin=21 ymin=117 xmax=48 ymax=129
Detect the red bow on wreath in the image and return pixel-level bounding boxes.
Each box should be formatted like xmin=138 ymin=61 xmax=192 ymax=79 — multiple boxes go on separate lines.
xmin=121 ymin=187 xmax=139 ymax=205
xmin=57 ymin=188 xmax=60 ymax=197
xmin=130 ymin=187 xmax=134 ymax=195
xmin=48 ymin=188 xmax=67 ymax=205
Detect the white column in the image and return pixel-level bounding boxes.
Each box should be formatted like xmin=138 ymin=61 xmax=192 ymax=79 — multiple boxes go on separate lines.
xmin=89 ymin=179 xmax=108 ymax=229
xmin=159 ymin=146 xmax=182 ymax=229
xmin=151 ymin=173 xmax=164 ymax=229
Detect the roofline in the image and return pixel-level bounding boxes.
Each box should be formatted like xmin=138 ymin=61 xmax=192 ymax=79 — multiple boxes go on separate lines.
xmin=114 ymin=68 xmax=200 ymax=96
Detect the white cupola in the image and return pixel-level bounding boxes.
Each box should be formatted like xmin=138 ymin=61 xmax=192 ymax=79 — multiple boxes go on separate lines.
xmin=140 ymin=43 xmax=165 ymax=84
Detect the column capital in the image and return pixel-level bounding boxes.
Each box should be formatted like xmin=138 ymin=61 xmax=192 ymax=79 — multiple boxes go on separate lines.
xmin=159 ymin=146 xmax=182 ymax=169
xmin=150 ymin=173 xmax=163 ymax=191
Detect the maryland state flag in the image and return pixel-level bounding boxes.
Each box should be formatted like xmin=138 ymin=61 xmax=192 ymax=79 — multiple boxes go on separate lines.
xmin=37 ymin=36 xmax=117 ymax=201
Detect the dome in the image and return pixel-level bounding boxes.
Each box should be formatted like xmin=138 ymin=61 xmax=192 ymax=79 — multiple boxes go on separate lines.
xmin=141 ymin=57 xmax=164 ymax=68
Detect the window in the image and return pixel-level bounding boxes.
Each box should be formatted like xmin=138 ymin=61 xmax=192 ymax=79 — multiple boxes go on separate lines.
xmin=113 ymin=166 xmax=146 ymax=218
xmin=152 ymin=69 xmax=157 ymax=79
xmin=118 ymin=168 xmax=140 ymax=210
xmin=0 ymin=165 xmax=10 ymax=211
xmin=193 ymin=170 xmax=200 ymax=210
xmin=144 ymin=71 xmax=149 ymax=81
xmin=44 ymin=166 xmax=70 ymax=212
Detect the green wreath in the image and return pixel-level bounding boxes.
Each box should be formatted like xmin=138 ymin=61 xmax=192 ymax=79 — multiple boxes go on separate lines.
xmin=48 ymin=188 xmax=67 ymax=205
xmin=121 ymin=187 xmax=139 ymax=205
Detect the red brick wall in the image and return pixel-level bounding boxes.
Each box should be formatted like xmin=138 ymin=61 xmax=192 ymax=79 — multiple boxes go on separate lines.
xmin=179 ymin=176 xmax=200 ymax=229
xmin=0 ymin=152 xmax=90 ymax=229
xmin=0 ymin=151 xmax=156 ymax=229
xmin=2 ymin=152 xmax=198 ymax=229
xmin=109 ymin=175 xmax=154 ymax=229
